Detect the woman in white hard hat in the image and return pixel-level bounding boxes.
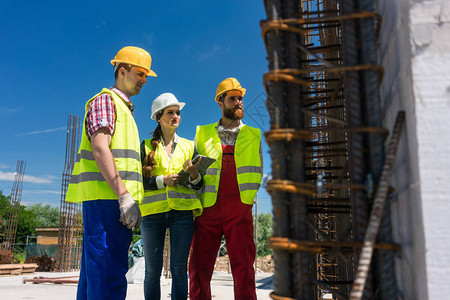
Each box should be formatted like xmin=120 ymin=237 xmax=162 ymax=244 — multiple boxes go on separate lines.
xmin=139 ymin=93 xmax=203 ymax=300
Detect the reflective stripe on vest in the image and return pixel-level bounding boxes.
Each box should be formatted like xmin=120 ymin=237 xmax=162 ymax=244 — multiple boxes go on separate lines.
xmin=70 ymin=170 xmax=141 ymax=183
xmin=195 ymin=123 xmax=262 ymax=207
xmin=76 ymin=149 xmax=140 ymax=162
xmin=139 ymin=137 xmax=203 ymax=217
xmin=141 ymin=191 xmax=167 ymax=204
xmin=237 ymin=166 xmax=261 ymax=174
xmin=65 ymin=88 xmax=143 ymax=203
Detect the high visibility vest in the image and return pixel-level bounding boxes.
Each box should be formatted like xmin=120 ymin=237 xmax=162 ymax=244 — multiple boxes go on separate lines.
xmin=65 ymin=88 xmax=143 ymax=203
xmin=139 ymin=137 xmax=203 ymax=217
xmin=195 ymin=123 xmax=262 ymax=207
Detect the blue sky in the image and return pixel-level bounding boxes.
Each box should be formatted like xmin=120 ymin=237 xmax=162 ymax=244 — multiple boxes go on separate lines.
xmin=0 ymin=1 xmax=273 ymax=214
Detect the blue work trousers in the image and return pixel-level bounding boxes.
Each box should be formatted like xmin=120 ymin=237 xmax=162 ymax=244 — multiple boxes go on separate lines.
xmin=77 ymin=200 xmax=132 ymax=300
xmin=141 ymin=210 xmax=194 ymax=300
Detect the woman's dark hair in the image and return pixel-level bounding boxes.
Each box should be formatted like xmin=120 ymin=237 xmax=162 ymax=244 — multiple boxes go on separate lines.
xmin=142 ymin=111 xmax=163 ymax=177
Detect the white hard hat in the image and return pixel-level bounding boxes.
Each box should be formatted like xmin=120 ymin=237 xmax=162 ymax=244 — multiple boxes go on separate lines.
xmin=151 ymin=93 xmax=186 ymax=120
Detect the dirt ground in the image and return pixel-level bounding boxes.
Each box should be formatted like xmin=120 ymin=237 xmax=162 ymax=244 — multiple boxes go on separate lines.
xmin=0 ymin=250 xmax=14 ymax=264
xmin=214 ymin=255 xmax=274 ymax=273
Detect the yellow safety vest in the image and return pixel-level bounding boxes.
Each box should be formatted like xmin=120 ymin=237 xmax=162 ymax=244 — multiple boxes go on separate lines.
xmin=66 ymin=88 xmax=143 ymax=203
xmin=139 ymin=137 xmax=203 ymax=217
xmin=195 ymin=123 xmax=262 ymax=207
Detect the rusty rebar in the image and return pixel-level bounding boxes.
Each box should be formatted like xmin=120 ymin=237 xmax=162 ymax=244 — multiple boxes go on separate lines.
xmin=350 ymin=111 xmax=405 ymax=300
xmin=55 ymin=114 xmax=82 ymax=272
xmin=1 ymin=160 xmax=26 ymax=252
xmin=261 ymin=1 xmax=397 ymax=298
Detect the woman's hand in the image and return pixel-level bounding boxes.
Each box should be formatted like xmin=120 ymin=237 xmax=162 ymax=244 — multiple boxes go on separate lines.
xmin=163 ymin=174 xmax=184 ymax=186
xmin=183 ymin=157 xmax=202 ymax=180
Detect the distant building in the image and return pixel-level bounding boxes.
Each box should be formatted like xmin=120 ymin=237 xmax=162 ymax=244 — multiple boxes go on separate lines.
xmin=36 ymin=227 xmax=59 ymax=245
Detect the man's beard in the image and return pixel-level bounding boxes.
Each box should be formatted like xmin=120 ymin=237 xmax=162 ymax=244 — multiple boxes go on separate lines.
xmin=224 ymin=106 xmax=244 ymax=120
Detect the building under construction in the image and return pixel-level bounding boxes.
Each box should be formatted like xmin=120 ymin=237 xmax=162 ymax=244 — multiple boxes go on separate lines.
xmin=261 ymin=0 xmax=450 ymax=299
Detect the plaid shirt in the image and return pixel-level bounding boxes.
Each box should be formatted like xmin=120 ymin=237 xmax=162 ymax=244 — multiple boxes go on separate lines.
xmin=85 ymin=87 xmax=135 ymax=137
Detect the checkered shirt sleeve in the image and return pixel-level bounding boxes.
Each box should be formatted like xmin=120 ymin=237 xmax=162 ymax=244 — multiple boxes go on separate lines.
xmin=85 ymin=93 xmax=115 ymax=137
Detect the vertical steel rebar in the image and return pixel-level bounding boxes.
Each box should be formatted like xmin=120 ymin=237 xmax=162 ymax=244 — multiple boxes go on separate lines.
xmin=350 ymin=112 xmax=405 ymax=300
xmin=1 ymin=160 xmax=26 ymax=252
xmin=55 ymin=114 xmax=82 ymax=272
xmin=262 ymin=0 xmax=294 ymax=297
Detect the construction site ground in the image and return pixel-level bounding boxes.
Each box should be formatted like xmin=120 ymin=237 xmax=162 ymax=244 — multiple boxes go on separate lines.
xmin=0 ymin=255 xmax=274 ymax=299
xmin=0 ymin=270 xmax=273 ymax=299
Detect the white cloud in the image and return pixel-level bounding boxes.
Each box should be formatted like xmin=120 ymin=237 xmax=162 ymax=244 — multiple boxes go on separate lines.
xmin=184 ymin=43 xmax=193 ymax=51
xmin=0 ymin=171 xmax=54 ymax=184
xmin=262 ymin=174 xmax=272 ymax=183
xmin=0 ymin=163 xmax=9 ymax=169
xmin=0 ymin=171 xmax=15 ymax=181
xmin=0 ymin=106 xmax=21 ymax=115
xmin=197 ymin=45 xmax=230 ymax=61
xmin=14 ymin=126 xmax=67 ymax=137
xmin=22 ymin=189 xmax=61 ymax=195
xmin=143 ymin=32 xmax=154 ymax=46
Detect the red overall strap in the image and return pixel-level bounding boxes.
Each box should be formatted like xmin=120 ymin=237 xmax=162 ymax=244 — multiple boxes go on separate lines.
xmin=217 ymin=145 xmax=240 ymax=201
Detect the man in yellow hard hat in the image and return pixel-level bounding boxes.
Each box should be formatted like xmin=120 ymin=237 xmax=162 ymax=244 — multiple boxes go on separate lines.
xmin=189 ymin=78 xmax=263 ymax=300
xmin=66 ymin=46 xmax=156 ymax=300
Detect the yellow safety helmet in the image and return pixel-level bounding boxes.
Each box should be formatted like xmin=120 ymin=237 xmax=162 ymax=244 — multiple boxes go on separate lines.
xmin=215 ymin=77 xmax=246 ymax=102
xmin=111 ymin=46 xmax=157 ymax=77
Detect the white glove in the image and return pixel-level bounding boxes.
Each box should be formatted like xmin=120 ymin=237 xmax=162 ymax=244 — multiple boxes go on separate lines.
xmin=118 ymin=193 xmax=142 ymax=229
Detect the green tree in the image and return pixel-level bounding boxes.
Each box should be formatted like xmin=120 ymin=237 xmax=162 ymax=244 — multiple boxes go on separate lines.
xmin=16 ymin=206 xmax=37 ymax=244
xmin=0 ymin=191 xmax=37 ymax=245
xmin=0 ymin=191 xmax=61 ymax=245
xmin=26 ymin=203 xmax=60 ymax=227
xmin=0 ymin=191 xmax=10 ymax=242
xmin=256 ymin=212 xmax=273 ymax=256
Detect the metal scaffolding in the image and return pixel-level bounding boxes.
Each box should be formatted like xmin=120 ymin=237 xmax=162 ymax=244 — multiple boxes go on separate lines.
xmin=55 ymin=114 xmax=83 ymax=272
xmin=1 ymin=160 xmax=26 ymax=252
xmin=261 ymin=0 xmax=401 ymax=299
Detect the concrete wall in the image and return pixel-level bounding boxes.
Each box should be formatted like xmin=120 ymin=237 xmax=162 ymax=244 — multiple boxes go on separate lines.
xmin=376 ymin=0 xmax=450 ymax=299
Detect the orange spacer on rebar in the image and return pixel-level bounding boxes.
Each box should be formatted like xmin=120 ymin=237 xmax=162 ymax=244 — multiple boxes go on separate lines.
xmin=270 ymin=291 xmax=296 ymax=300
xmin=266 ymin=179 xmax=368 ymax=196
xmin=265 ymin=126 xmax=389 ymax=143
xmin=263 ymin=70 xmax=313 ymax=88
xmin=263 ymin=64 xmax=384 ymax=90
xmin=264 ymin=128 xmax=314 ymax=142
xmin=266 ymin=179 xmax=315 ymax=195
xmin=261 ymin=11 xmax=382 ymax=40
xmin=268 ymin=237 xmax=401 ymax=253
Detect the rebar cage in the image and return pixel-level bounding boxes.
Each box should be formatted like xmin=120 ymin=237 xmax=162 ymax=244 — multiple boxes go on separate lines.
xmin=261 ymin=0 xmax=399 ymax=299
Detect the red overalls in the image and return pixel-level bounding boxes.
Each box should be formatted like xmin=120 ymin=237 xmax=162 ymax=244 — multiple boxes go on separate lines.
xmin=189 ymin=145 xmax=256 ymax=300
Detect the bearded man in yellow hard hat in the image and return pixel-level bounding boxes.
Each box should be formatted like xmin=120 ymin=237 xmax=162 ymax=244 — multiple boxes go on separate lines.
xmin=66 ymin=46 xmax=156 ymax=300
xmin=189 ymin=78 xmax=263 ymax=300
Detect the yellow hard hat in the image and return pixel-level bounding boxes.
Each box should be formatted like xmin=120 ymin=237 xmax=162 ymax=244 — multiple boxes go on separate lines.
xmin=111 ymin=46 xmax=157 ymax=77
xmin=215 ymin=77 xmax=246 ymax=102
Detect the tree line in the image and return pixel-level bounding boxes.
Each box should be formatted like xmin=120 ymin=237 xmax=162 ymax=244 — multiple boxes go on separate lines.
xmin=0 ymin=190 xmax=273 ymax=256
xmin=0 ymin=190 xmax=60 ymax=245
